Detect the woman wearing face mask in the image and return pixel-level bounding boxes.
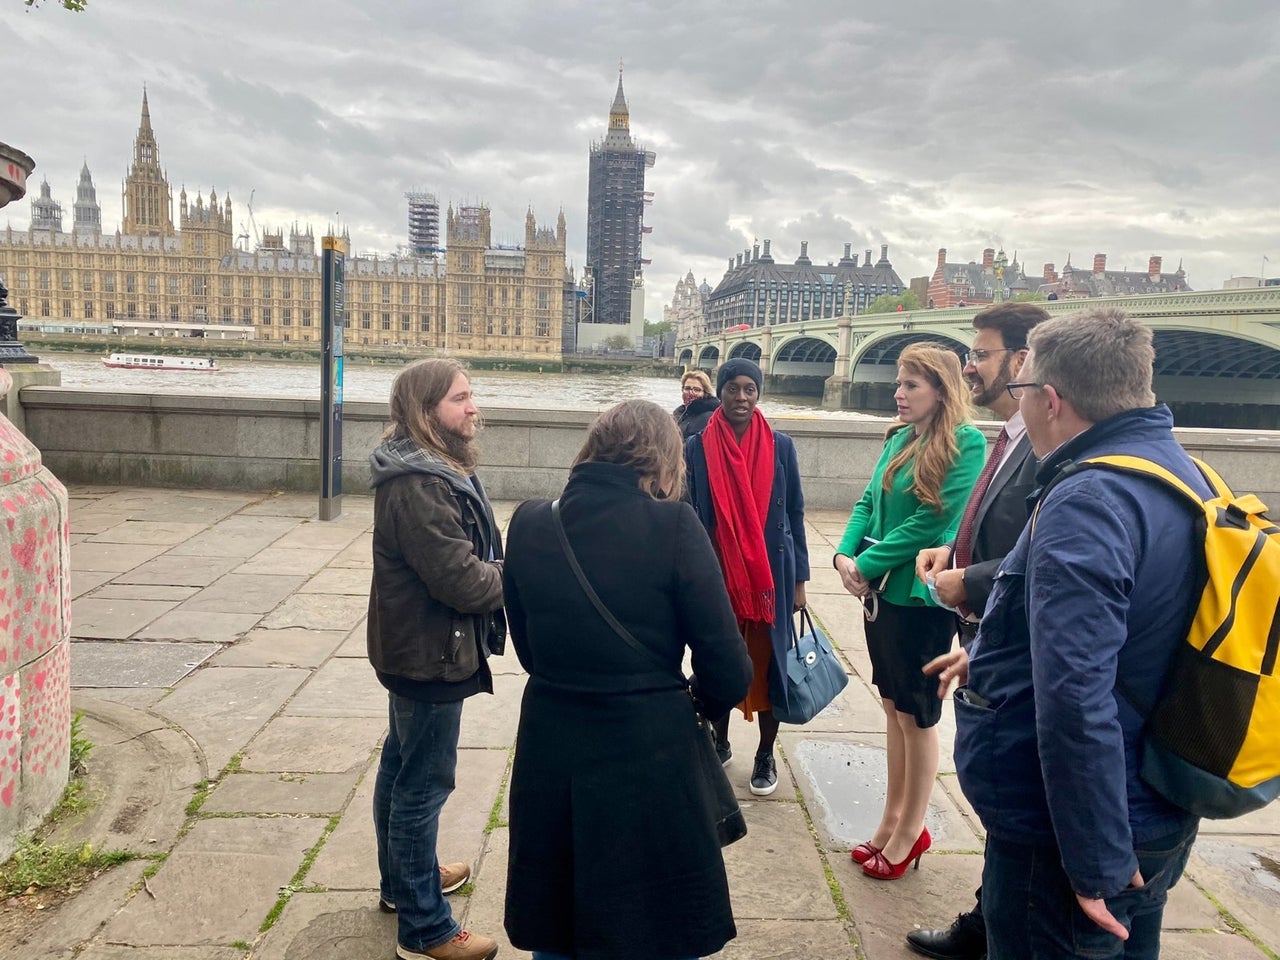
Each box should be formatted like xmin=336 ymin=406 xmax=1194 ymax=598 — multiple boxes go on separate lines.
xmin=673 ymin=369 xmax=720 ymax=439
xmin=834 ymin=342 xmax=985 ymax=881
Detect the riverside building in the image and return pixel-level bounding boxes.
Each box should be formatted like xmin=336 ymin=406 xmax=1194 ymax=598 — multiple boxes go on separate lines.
xmin=0 ymin=93 xmax=568 ymax=355
xmin=703 ymin=240 xmax=906 ymax=333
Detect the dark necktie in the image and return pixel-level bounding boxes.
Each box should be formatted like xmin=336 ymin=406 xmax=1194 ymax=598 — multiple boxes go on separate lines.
xmin=953 ymin=426 xmax=1010 ymax=570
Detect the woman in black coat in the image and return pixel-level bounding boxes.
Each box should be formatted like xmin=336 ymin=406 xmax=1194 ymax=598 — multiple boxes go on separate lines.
xmin=673 ymin=369 xmax=720 ymax=439
xmin=503 ymin=399 xmax=752 ymax=960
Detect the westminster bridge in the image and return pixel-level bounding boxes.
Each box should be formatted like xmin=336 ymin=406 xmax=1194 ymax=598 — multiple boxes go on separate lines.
xmin=676 ymin=287 xmax=1280 ymax=428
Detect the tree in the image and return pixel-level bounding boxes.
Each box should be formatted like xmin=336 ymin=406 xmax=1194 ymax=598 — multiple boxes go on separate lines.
xmin=644 ymin=319 xmax=673 ymax=339
xmin=602 ymin=333 xmax=633 ymax=350
xmin=866 ymin=291 xmax=922 ymax=314
xmin=24 ymin=0 xmax=89 ymax=9
xmin=1008 ymin=291 xmax=1047 ymax=302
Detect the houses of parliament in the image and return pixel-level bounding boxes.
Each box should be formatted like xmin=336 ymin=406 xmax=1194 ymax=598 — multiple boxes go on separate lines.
xmin=0 ymin=93 xmax=569 ymax=354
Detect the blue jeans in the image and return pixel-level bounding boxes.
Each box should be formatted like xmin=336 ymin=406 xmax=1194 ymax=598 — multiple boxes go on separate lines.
xmin=374 ymin=693 xmax=464 ymax=952
xmin=982 ymin=822 xmax=1198 ymax=960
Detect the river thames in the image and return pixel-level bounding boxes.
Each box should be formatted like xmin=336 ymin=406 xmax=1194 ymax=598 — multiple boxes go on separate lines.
xmin=41 ymin=352 xmax=883 ymax=420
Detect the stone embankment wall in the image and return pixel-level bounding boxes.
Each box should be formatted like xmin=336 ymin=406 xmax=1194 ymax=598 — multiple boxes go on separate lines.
xmin=0 ymin=372 xmax=72 ymax=861
xmin=17 ymin=386 xmax=1280 ymax=510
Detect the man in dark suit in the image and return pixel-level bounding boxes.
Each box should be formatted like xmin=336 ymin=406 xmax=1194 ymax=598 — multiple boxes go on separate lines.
xmin=907 ymin=301 xmax=1049 ymax=960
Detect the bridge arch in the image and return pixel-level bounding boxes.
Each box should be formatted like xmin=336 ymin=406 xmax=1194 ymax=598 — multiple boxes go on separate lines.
xmin=851 ymin=331 xmax=969 ymax=381
xmin=773 ymin=336 xmax=837 ymax=376
xmin=677 ymin=347 xmax=694 ymax=365
xmin=728 ymin=341 xmax=762 ymax=361
xmin=697 ymin=345 xmax=720 ymax=369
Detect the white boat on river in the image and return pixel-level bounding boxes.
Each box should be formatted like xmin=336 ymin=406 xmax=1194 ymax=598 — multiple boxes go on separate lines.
xmin=102 ymin=353 xmax=219 ymax=371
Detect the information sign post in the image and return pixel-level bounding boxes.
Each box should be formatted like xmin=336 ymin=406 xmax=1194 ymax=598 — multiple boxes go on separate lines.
xmin=319 ymin=236 xmax=346 ymax=520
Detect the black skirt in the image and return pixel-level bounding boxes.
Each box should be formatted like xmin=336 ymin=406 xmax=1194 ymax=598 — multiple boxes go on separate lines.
xmin=864 ymin=599 xmax=957 ymax=728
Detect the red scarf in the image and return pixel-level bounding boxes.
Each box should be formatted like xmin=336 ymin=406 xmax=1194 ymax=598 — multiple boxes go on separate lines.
xmin=702 ymin=406 xmax=776 ymax=624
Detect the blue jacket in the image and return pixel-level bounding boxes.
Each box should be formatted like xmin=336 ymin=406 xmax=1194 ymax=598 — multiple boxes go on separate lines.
xmin=685 ymin=429 xmax=810 ymax=716
xmin=954 ymin=405 xmax=1201 ymax=899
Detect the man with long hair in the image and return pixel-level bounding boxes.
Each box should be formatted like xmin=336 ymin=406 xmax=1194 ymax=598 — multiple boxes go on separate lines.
xmin=368 ymin=358 xmax=505 ymax=960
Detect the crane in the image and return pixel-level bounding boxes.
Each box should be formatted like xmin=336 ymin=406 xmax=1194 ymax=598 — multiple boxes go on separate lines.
xmin=237 ymin=188 xmax=260 ymax=252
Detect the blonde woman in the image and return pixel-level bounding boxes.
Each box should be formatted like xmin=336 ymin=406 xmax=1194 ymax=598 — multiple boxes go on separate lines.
xmin=674 ymin=369 xmax=720 ymax=439
xmin=834 ymin=342 xmax=985 ymax=880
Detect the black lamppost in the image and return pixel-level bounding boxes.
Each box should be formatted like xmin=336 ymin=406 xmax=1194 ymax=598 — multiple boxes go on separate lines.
xmin=0 ymin=142 xmax=38 ymax=365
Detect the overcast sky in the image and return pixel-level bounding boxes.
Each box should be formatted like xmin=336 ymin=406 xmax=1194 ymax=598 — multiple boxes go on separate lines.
xmin=4 ymin=1 xmax=1277 ymax=320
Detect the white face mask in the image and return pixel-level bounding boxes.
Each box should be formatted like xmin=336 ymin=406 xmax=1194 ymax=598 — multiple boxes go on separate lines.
xmin=925 ymin=574 xmax=964 ymax=616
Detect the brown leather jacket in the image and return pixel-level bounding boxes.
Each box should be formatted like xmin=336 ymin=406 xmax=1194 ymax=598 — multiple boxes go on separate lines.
xmin=367 ymin=437 xmax=505 ymax=690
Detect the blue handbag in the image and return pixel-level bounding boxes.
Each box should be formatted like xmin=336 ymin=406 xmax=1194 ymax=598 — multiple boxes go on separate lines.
xmin=771 ymin=608 xmax=849 ymax=724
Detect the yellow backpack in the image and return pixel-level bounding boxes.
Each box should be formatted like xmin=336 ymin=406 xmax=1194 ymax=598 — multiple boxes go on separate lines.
xmin=1033 ymin=454 xmax=1280 ymax=818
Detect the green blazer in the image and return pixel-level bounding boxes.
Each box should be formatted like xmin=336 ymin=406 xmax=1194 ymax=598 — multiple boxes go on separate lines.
xmin=836 ymin=422 xmax=987 ymax=606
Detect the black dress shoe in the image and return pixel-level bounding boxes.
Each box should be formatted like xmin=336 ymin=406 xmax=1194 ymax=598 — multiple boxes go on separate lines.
xmin=905 ymin=909 xmax=986 ymax=960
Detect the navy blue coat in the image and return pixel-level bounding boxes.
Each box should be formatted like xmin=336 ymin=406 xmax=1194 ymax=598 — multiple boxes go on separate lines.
xmin=955 ymin=405 xmax=1202 ymax=899
xmin=685 ymin=427 xmax=811 ymax=716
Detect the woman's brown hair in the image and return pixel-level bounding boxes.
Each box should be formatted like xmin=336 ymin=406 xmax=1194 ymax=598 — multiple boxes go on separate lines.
xmin=882 ymin=342 xmax=972 ymax=511
xmin=384 ymin=357 xmax=477 ymax=469
xmin=680 ymin=369 xmax=714 ymax=397
xmin=574 ymin=399 xmax=686 ymax=500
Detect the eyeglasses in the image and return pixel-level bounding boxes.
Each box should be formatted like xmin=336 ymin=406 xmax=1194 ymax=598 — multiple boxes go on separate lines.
xmin=1006 ymin=381 xmax=1049 ymax=400
xmin=682 ymin=385 xmax=704 ymax=395
xmin=965 ymin=347 xmax=1019 ymax=365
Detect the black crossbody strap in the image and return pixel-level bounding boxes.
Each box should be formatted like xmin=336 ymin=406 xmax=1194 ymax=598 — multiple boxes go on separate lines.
xmin=550 ymin=498 xmax=672 ymax=675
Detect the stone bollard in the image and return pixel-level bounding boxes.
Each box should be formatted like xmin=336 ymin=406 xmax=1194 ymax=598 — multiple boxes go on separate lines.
xmin=0 ymin=366 xmax=71 ymax=861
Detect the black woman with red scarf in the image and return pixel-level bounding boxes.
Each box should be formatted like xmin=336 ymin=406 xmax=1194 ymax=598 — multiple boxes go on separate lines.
xmin=685 ymin=358 xmax=811 ymax=796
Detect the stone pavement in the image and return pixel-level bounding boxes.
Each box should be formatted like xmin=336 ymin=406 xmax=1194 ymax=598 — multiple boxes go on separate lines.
xmin=8 ymin=485 xmax=1280 ymax=959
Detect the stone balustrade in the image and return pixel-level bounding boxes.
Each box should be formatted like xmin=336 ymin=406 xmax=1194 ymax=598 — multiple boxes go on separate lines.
xmin=16 ymin=386 xmax=1280 ymax=511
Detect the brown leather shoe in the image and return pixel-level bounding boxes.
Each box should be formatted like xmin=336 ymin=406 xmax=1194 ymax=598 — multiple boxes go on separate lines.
xmin=439 ymin=861 xmax=471 ymax=894
xmin=396 ymin=930 xmax=499 ymax=960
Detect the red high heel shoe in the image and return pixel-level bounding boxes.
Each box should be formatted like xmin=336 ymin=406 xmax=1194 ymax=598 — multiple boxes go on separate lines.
xmin=862 ymin=827 xmax=931 ymax=880
xmin=850 ymin=842 xmax=881 ymax=865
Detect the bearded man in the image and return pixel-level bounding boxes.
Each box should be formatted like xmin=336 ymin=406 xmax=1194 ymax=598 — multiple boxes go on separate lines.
xmin=368 ymin=358 xmax=506 ymax=960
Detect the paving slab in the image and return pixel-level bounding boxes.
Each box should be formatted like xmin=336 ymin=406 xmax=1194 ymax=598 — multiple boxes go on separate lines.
xmin=251 ymin=891 xmax=398 ymax=960
xmin=76 ymin=946 xmax=250 ymax=960
xmin=201 ymin=771 xmax=361 ymax=815
xmin=713 ymin=720 xmax=797 ymax=803
xmin=70 ymin=568 xmax=115 ymax=599
xmin=99 ymin=816 xmax=326 ymax=946
xmin=298 ymin=567 xmax=373 ymax=596
xmin=2 ymin=860 xmax=149 ymax=960
xmin=334 ymin=623 xmax=369 ymax=658
xmin=70 ymin=541 xmax=171 ymax=573
xmin=91 ymin=490 xmax=250 ymax=524
xmin=151 ymin=666 xmax=311 ymax=774
xmin=1198 ymin=801 xmax=1280 ymax=836
xmin=1185 ymin=836 xmax=1280 ymax=953
xmin=53 ymin=696 xmax=203 ymax=855
xmin=456 ymin=671 xmax=525 ymax=748
xmin=722 ymin=799 xmax=840 ymax=920
xmin=238 ymin=494 xmax=319 ymax=518
xmin=840 ymin=847 xmax=984 ymax=960
xmin=283 ymin=658 xmax=386 ymax=718
xmin=177 ymin=573 xmax=307 ymax=615
xmin=212 ymin=627 xmax=348 ymax=669
xmin=270 ymin=521 xmax=368 ymax=552
xmin=166 ymin=515 xmax=299 ymax=558
xmin=241 ymin=715 xmax=386 ymax=774
xmin=455 ymin=826 xmax=526 ymax=959
xmin=330 ymin=535 xmax=374 ymax=568
xmin=1163 ymin=871 xmax=1229 ymax=930
xmin=71 ymin=640 xmax=217 ymax=687
xmin=86 ymin=520 xmax=210 ymax=546
xmin=70 ymin=597 xmax=179 ymax=639
xmin=114 ymin=554 xmax=242 ymax=587
xmin=136 ymin=610 xmax=263 ymax=644
xmin=68 ymin=511 xmax=133 ymax=535
xmin=711 ymin=919 xmax=854 ymax=959
xmin=234 ymin=547 xmax=340 ymax=577
xmin=1155 ymin=931 xmax=1272 ymax=959
xmin=783 ymin=733 xmax=981 ymax=853
xmin=259 ymin=593 xmax=369 ymax=632
xmin=75 ymin=686 xmax=170 ymax=709
xmin=92 ymin=583 xmax=201 ymax=602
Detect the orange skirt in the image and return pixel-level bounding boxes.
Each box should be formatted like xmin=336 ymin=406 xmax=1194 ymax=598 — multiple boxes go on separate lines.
xmin=737 ymin=619 xmax=774 ymax=721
